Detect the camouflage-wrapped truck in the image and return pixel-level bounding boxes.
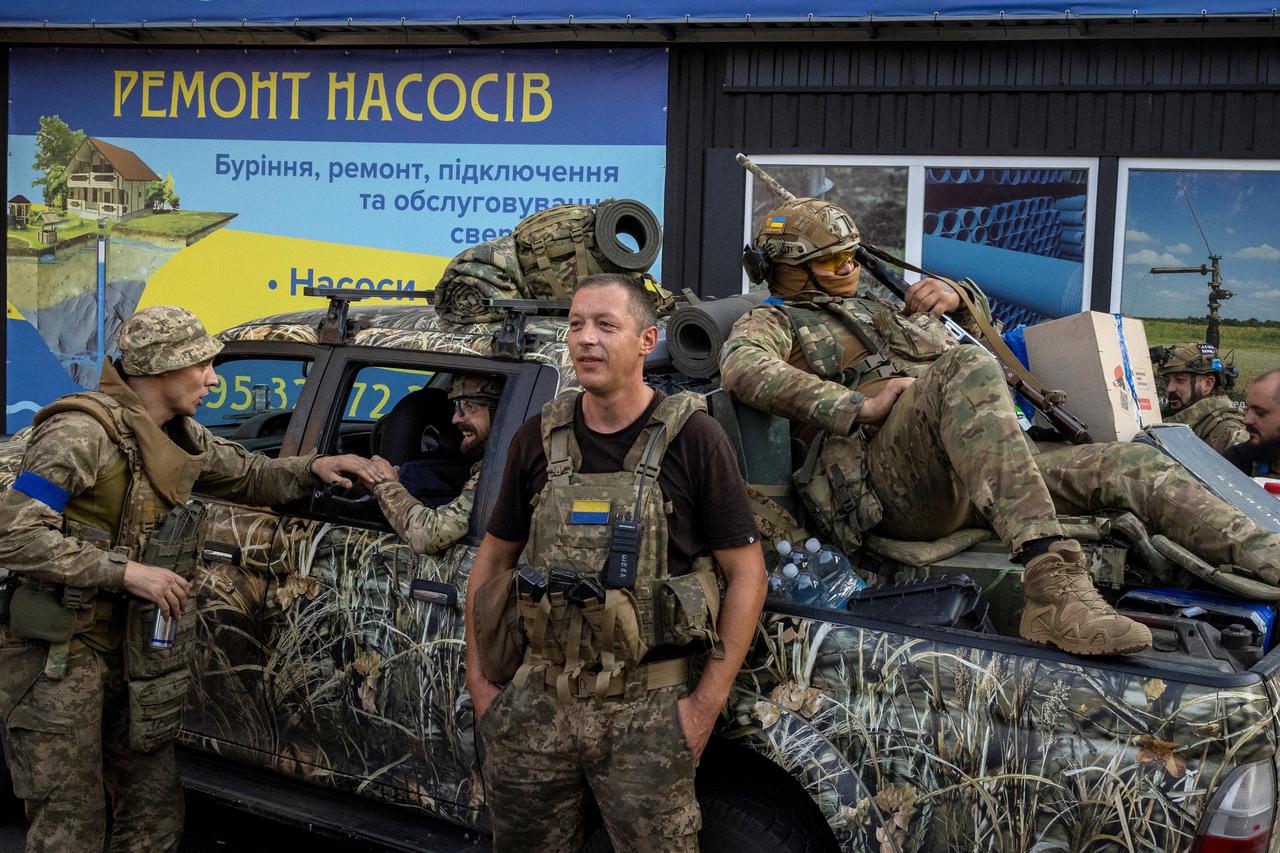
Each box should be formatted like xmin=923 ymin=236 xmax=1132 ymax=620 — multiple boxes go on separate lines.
xmin=2 ymin=289 xmax=1278 ymax=853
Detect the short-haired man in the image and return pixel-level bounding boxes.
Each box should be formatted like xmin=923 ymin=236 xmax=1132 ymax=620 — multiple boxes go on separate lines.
xmin=467 ymin=274 xmax=767 ymax=851
xmin=721 ymin=196 xmax=1280 ymax=655
xmin=0 ymin=306 xmax=380 ymax=853
xmin=1155 ymin=341 xmax=1248 ymax=453
xmin=370 ymin=375 xmax=503 ymax=554
xmin=1225 ymin=368 xmax=1280 ymax=478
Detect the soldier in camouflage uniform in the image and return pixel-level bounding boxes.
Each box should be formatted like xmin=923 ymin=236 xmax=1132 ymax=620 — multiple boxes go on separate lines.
xmin=0 ymin=307 xmax=380 ymax=853
xmin=1154 ymin=341 xmax=1248 ymax=453
xmin=467 ymin=275 xmax=766 ymax=851
xmin=370 ymin=375 xmax=502 ymax=554
xmin=722 ymin=198 xmax=1280 ymax=656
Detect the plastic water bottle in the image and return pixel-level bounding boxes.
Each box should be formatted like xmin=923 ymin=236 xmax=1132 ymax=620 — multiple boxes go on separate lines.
xmin=811 ymin=543 xmax=865 ymax=609
xmin=783 ymin=552 xmax=824 ymax=605
xmin=767 ymin=540 xmax=793 ymax=596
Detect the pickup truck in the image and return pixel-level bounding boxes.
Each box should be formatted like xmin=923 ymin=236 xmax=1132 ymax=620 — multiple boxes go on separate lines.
xmin=1 ymin=291 xmax=1275 ymax=853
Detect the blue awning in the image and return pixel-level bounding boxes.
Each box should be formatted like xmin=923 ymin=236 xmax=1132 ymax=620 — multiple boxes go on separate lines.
xmin=0 ymin=1 xmax=1274 ymax=27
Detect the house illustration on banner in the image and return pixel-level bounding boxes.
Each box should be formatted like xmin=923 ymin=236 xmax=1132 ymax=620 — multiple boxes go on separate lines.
xmin=65 ymin=136 xmax=161 ymax=222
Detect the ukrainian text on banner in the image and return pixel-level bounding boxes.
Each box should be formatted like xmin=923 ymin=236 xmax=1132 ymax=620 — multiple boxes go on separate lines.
xmin=5 ymin=46 xmax=668 ymax=430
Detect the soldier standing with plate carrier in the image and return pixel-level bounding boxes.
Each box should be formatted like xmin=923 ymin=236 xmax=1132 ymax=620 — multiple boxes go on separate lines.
xmin=466 ymin=274 xmax=767 ymax=852
xmin=0 ymin=306 xmax=379 ymax=853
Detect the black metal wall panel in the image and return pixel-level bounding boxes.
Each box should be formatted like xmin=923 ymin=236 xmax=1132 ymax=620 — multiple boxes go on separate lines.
xmin=665 ymin=37 xmax=1280 ymax=299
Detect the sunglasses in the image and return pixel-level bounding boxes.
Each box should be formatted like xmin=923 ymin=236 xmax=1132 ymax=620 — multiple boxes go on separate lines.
xmin=453 ymin=399 xmax=484 ymax=417
xmin=810 ymin=249 xmax=857 ymax=272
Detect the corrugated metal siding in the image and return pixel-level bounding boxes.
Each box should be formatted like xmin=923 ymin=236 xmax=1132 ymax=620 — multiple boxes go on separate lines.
xmin=664 ymin=38 xmax=1280 ymax=299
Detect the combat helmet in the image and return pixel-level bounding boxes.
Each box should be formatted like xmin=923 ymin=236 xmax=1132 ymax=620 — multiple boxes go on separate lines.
xmin=754 ymin=198 xmax=860 ymax=265
xmin=1152 ymin=341 xmax=1237 ymax=390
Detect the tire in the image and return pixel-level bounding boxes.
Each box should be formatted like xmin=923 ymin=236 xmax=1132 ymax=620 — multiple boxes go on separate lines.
xmin=584 ymin=776 xmax=837 ymax=853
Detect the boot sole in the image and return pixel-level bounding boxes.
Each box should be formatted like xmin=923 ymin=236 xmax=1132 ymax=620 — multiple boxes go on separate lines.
xmin=1020 ymin=631 xmax=1151 ymax=657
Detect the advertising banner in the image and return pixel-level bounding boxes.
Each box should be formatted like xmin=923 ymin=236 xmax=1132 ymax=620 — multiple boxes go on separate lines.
xmin=5 ymin=46 xmax=668 ymax=430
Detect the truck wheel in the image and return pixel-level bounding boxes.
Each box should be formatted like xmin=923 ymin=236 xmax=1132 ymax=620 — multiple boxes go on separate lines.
xmin=584 ymin=778 xmax=837 ymax=853
xmin=696 ymin=779 xmax=836 ymax=853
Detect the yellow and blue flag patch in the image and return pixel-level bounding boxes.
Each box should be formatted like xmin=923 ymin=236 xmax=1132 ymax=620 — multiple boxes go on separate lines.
xmin=570 ymin=499 xmax=611 ymax=524
xmin=767 ymin=215 xmax=787 ymax=231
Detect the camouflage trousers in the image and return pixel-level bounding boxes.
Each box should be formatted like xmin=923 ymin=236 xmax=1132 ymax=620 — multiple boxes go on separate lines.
xmin=0 ymin=635 xmax=183 ymax=853
xmin=867 ymin=346 xmax=1063 ymax=551
xmin=477 ymin=683 xmax=700 ymax=852
xmin=866 ymin=347 xmax=1280 ymax=577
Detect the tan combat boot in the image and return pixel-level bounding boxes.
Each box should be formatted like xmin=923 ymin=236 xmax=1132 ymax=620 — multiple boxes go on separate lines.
xmin=1019 ymin=540 xmax=1152 ymax=655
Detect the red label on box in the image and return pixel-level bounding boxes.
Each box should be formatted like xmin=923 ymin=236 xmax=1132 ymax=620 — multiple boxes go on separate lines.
xmin=1139 ymin=399 xmax=1153 ymax=411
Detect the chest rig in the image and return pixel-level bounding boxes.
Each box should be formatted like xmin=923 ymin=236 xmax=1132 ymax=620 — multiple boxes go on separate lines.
xmin=15 ymin=394 xmax=202 ymax=675
xmin=781 ymin=295 xmax=958 ymax=390
xmin=515 ymin=391 xmax=722 ymax=702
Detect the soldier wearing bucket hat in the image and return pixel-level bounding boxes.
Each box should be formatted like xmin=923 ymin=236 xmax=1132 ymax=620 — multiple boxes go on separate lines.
xmin=0 ymin=305 xmax=383 ymax=853
xmin=370 ymin=374 xmax=504 ymax=554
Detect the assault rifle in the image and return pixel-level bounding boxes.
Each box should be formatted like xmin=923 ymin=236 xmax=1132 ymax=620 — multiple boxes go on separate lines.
xmin=736 ymin=153 xmax=1093 ymax=445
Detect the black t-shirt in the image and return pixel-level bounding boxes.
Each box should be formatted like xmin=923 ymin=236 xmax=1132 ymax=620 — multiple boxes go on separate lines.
xmin=486 ymin=390 xmax=759 ymax=576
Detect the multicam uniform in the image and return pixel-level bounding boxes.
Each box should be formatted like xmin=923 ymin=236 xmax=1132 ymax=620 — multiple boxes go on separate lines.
xmin=0 ymin=317 xmax=320 ymax=853
xmin=373 ymin=462 xmax=479 ymax=554
xmin=1165 ymin=395 xmax=1249 ymax=454
xmin=478 ymin=390 xmax=757 ymax=852
xmin=720 ymin=294 xmax=1280 ymax=586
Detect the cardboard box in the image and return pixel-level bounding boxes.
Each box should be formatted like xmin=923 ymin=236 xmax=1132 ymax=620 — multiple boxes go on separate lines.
xmin=1024 ymin=311 xmax=1162 ymax=443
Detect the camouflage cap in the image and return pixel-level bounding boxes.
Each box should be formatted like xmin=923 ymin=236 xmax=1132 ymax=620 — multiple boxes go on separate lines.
xmin=117 ymin=306 xmax=223 ymax=376
xmin=448 ymin=375 xmax=503 ymax=408
xmin=1157 ymin=342 xmax=1222 ymax=376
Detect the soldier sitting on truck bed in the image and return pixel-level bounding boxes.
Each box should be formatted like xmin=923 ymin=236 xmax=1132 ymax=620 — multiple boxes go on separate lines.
xmin=1152 ymin=341 xmax=1248 ymax=454
xmin=720 ymin=196 xmax=1280 ymax=657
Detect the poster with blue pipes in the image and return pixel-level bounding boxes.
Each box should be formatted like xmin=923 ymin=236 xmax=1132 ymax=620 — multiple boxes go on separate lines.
xmin=4 ymin=46 xmax=668 ymax=432
xmin=921 ymin=166 xmax=1090 ymax=328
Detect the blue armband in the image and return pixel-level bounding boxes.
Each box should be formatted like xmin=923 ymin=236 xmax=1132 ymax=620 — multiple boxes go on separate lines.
xmin=13 ymin=471 xmax=70 ymax=512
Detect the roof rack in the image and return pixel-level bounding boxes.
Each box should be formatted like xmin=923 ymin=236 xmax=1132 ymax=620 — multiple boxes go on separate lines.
xmin=302 ymin=286 xmax=434 ymax=344
xmin=489 ymin=298 xmax=571 ymax=359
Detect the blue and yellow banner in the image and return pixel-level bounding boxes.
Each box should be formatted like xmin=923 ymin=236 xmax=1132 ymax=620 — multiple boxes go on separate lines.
xmin=5 ymin=47 xmax=668 ymax=430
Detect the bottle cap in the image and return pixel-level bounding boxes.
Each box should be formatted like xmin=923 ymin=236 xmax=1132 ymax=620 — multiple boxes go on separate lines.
xmin=804 ymin=537 xmax=821 ymax=554
xmin=782 ymin=563 xmax=799 ymax=579
xmin=776 ymin=539 xmax=792 ymax=556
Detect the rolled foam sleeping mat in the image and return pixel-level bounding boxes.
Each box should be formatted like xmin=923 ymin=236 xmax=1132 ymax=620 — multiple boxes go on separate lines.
xmin=922 ymin=235 xmax=1084 ymax=318
xmin=594 ymin=198 xmax=662 ymax=271
xmin=668 ymin=292 xmax=767 ymax=379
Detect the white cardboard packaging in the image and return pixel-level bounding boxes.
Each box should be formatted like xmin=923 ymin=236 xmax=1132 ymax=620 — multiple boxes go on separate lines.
xmin=1024 ymin=311 xmax=1163 ymax=443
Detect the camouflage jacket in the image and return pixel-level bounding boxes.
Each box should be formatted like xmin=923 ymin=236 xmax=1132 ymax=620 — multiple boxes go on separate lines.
xmin=0 ymin=398 xmax=319 ymax=591
xmin=373 ymin=460 xmax=480 ymax=555
xmin=720 ymin=282 xmax=991 ymax=435
xmin=1165 ymin=395 xmax=1249 ymax=455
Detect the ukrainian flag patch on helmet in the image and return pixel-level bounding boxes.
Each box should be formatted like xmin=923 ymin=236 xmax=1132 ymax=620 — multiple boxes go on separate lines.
xmin=767 ymin=215 xmax=787 ymax=231
xmin=570 ymin=499 xmax=611 ymax=524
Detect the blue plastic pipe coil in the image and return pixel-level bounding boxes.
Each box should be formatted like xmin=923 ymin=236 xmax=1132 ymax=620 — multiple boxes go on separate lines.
xmin=922 ymin=235 xmax=1084 ymax=318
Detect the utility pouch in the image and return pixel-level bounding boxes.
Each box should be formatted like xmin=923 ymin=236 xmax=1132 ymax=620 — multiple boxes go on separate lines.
xmin=794 ymin=431 xmax=884 ymax=555
xmin=873 ymin=306 xmax=954 ymax=362
xmin=472 ymin=569 xmax=525 ymax=684
xmin=9 ymin=584 xmax=76 ymax=643
xmin=580 ymin=588 xmax=647 ymax=670
xmin=658 ymin=571 xmax=723 ymax=654
xmin=124 ymin=599 xmax=196 ymax=681
xmin=127 ymin=668 xmax=191 ymax=752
